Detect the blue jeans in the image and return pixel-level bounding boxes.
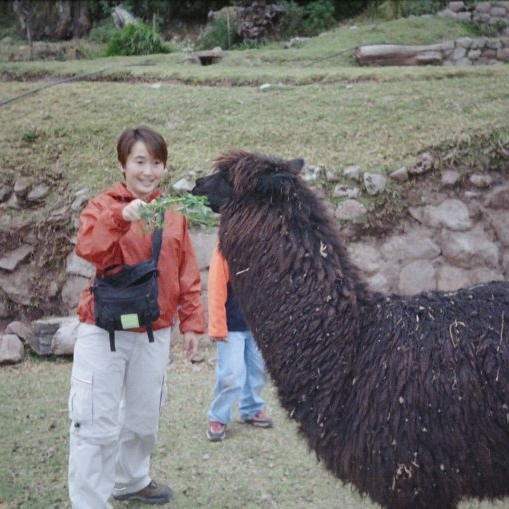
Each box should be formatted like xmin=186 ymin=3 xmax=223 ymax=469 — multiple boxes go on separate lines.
xmin=207 ymin=330 xmax=268 ymax=424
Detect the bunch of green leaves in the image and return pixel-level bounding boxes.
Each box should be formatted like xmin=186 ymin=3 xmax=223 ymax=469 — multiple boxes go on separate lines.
xmin=140 ymin=194 xmax=217 ymax=229
xmin=105 ymin=22 xmax=172 ymax=56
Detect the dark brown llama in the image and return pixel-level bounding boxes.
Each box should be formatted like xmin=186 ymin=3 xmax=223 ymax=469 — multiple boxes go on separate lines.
xmin=192 ymin=150 xmax=509 ymax=509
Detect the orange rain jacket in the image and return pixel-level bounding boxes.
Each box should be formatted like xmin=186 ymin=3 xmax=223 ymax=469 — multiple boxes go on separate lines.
xmin=207 ymin=244 xmax=248 ymax=339
xmin=207 ymin=244 xmax=230 ymax=339
xmin=76 ymin=182 xmax=205 ymax=335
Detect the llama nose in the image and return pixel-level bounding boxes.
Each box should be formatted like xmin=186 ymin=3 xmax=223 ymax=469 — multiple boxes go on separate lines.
xmin=191 ymin=179 xmax=202 ymax=194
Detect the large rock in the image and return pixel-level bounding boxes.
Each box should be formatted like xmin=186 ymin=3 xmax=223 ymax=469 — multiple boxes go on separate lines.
xmin=355 ymin=43 xmax=446 ymax=66
xmin=28 ymin=316 xmax=65 ymax=355
xmin=52 ymin=316 xmax=79 ymax=355
xmin=5 ymin=320 xmax=32 ymax=342
xmin=0 ymin=334 xmax=24 ymax=364
xmin=13 ymin=0 xmax=92 ymax=41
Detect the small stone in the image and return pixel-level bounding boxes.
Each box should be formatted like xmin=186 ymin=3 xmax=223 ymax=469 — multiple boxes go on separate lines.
xmin=14 ymin=177 xmax=30 ymax=200
xmin=27 ymin=183 xmax=50 ymax=201
xmin=469 ymin=173 xmax=493 ymax=188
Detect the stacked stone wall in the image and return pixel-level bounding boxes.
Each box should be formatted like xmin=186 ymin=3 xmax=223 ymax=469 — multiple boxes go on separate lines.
xmin=440 ymin=1 xmax=509 ymax=35
xmin=438 ymin=1 xmax=509 ymax=64
xmin=441 ymin=35 xmax=509 ymax=65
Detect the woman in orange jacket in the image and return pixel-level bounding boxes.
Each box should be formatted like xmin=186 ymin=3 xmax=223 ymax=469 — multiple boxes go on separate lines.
xmin=206 ymin=243 xmax=273 ymax=441
xmin=68 ymin=126 xmax=205 ymax=508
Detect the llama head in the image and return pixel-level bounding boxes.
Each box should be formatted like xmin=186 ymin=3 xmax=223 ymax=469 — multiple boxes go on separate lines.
xmin=192 ymin=150 xmax=305 ymax=212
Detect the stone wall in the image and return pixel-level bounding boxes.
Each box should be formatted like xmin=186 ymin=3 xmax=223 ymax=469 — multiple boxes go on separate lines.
xmin=2 ymin=149 xmax=508 ymax=362
xmin=440 ymin=1 xmax=509 ymax=35
xmin=436 ymin=1 xmax=509 ymax=65
xmin=356 ymin=0 xmax=509 ymax=67
xmin=354 ymin=37 xmax=509 ymax=66
xmin=441 ymin=36 xmax=509 ymax=65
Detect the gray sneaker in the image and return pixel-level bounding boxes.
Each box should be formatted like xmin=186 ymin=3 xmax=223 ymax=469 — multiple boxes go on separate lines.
xmin=113 ymin=480 xmax=172 ymax=504
xmin=241 ymin=410 xmax=273 ymax=428
xmin=207 ymin=420 xmax=226 ymax=441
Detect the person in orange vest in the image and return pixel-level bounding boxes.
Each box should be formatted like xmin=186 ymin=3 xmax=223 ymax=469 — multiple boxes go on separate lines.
xmin=206 ymin=243 xmax=273 ymax=441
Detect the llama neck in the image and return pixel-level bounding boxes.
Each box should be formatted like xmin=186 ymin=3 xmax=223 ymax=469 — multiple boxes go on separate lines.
xmin=219 ymin=197 xmax=370 ymax=426
xmin=220 ymin=195 xmax=371 ymax=310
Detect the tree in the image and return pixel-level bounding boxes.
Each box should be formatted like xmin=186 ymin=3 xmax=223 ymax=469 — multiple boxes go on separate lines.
xmin=12 ymin=0 xmax=92 ymax=41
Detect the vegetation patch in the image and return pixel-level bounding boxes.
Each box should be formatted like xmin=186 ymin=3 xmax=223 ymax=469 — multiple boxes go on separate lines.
xmin=105 ymin=22 xmax=174 ymax=56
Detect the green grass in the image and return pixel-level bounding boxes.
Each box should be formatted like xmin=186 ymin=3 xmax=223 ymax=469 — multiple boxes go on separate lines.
xmin=1 ymin=13 xmax=509 ymax=509
xmin=0 ymin=64 xmax=507 ymax=217
xmin=0 ymin=347 xmax=360 ymax=509
xmin=1 ymin=345 xmax=509 ymax=508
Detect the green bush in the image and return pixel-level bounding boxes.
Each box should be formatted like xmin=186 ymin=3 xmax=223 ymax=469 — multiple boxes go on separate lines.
xmin=474 ymin=19 xmax=508 ymax=37
xmin=281 ymin=0 xmax=336 ymax=38
xmin=105 ymin=22 xmax=171 ymax=56
xmin=88 ymin=18 xmax=118 ymax=44
xmin=195 ymin=15 xmax=240 ymax=51
xmin=375 ymin=0 xmax=449 ymax=20
xmin=281 ymin=1 xmax=306 ymax=38
xmin=302 ymin=0 xmax=336 ymax=36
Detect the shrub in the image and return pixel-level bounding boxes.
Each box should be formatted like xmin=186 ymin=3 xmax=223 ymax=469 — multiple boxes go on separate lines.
xmin=376 ymin=0 xmax=449 ymax=19
xmin=197 ymin=1 xmax=338 ymax=49
xmin=195 ymin=14 xmax=240 ymax=50
xmin=474 ymin=19 xmax=508 ymax=37
xmin=105 ymin=22 xmax=171 ymax=56
xmin=281 ymin=1 xmax=306 ymax=38
xmin=88 ymin=18 xmax=118 ymax=44
xmin=302 ymin=0 xmax=336 ymax=36
xmin=281 ymin=0 xmax=336 ymax=38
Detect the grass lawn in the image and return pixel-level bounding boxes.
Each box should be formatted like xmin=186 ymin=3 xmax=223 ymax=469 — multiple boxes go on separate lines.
xmin=1 ymin=343 xmax=509 ymax=508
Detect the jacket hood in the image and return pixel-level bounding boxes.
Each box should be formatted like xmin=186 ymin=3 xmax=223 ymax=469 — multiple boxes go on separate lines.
xmin=107 ymin=182 xmax=163 ymax=203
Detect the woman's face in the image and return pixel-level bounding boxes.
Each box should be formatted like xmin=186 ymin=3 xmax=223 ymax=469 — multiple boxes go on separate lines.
xmin=122 ymin=140 xmax=165 ymax=200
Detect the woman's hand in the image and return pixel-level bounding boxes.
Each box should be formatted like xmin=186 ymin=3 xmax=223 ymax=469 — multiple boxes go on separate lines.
xmin=122 ymin=198 xmax=146 ymax=222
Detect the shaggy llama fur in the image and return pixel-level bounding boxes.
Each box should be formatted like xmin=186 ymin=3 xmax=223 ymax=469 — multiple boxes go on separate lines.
xmin=192 ymin=150 xmax=509 ymax=509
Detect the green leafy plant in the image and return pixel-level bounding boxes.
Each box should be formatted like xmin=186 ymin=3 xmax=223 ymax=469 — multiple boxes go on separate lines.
xmin=281 ymin=0 xmax=336 ymax=38
xmin=140 ymin=194 xmax=217 ymax=229
xmin=474 ymin=19 xmax=508 ymax=37
xmin=196 ymin=15 xmax=240 ymax=51
xmin=302 ymin=0 xmax=336 ymax=36
xmin=280 ymin=1 xmax=306 ymax=38
xmin=88 ymin=18 xmax=118 ymax=44
xmin=21 ymin=129 xmax=39 ymax=143
xmin=376 ymin=0 xmax=448 ymax=20
xmin=105 ymin=22 xmax=172 ymax=56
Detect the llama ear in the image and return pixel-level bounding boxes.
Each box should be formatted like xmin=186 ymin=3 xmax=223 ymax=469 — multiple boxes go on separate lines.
xmin=289 ymin=158 xmax=305 ymax=173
